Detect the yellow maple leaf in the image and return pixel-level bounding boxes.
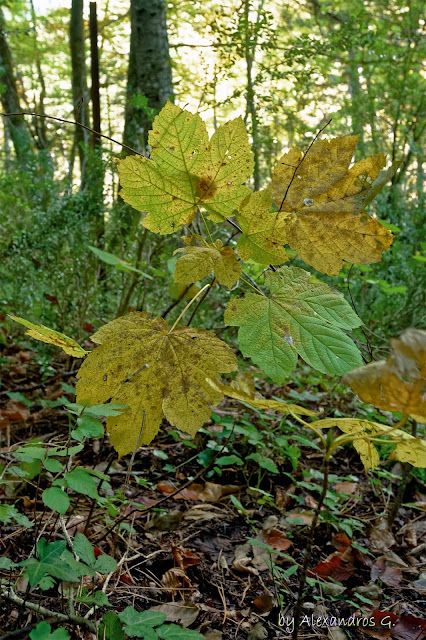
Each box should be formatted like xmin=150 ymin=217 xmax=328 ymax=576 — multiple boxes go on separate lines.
xmin=117 ymin=102 xmax=253 ymax=234
xmin=343 ymin=328 xmax=426 ymax=422
xmin=207 ymin=373 xmax=316 ymax=416
xmin=199 ymin=118 xmax=254 ymax=222
xmin=313 ymin=417 xmax=426 ymax=469
xmin=9 ymin=315 xmax=87 ymax=358
xmin=174 ymin=234 xmax=241 ymax=288
xmin=270 ymin=136 xmax=398 ymax=274
xmin=236 ymin=188 xmax=289 ymax=265
xmin=393 ymin=438 xmax=426 ymax=467
xmin=311 ymin=418 xmax=382 ymax=470
xmin=75 ymin=312 xmax=237 ymax=457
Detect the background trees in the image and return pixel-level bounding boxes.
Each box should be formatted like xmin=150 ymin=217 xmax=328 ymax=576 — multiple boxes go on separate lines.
xmin=0 ymin=0 xmax=424 ymax=340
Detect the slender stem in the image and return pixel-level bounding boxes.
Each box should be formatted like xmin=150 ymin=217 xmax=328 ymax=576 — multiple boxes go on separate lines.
xmin=187 ymin=278 xmax=215 ymax=326
xmin=329 ymin=414 xmax=410 ymax=454
xmin=346 ymin=264 xmax=373 ymax=363
xmin=292 ymin=447 xmax=331 ymax=640
xmin=161 ymin=283 xmax=193 ymax=319
xmin=287 ymin=408 xmax=327 ymax=447
xmin=240 ymin=276 xmax=265 ymax=296
xmin=198 ymin=209 xmax=214 ymax=244
xmin=169 ymin=283 xmax=210 ymax=332
xmin=388 ymin=420 xmax=417 ymax=526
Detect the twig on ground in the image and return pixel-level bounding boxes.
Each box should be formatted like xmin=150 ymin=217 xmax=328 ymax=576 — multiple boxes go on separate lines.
xmin=0 ymin=586 xmax=96 ymax=632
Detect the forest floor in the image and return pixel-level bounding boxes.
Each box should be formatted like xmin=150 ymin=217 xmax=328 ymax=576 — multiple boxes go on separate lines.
xmin=0 ymin=342 xmax=425 ymax=640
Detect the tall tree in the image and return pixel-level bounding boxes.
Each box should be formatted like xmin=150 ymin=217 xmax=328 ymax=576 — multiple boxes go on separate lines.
xmin=0 ymin=7 xmax=32 ymax=164
xmin=123 ymin=0 xmax=173 ymax=154
xmin=70 ymin=0 xmax=90 ymax=180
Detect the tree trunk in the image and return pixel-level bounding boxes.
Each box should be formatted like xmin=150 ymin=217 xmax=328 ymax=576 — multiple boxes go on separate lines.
xmin=29 ymin=0 xmax=49 ymax=151
xmin=0 ymin=8 xmax=33 ymax=164
xmin=347 ymin=50 xmax=365 ymax=155
xmin=70 ymin=0 xmax=91 ymax=182
xmin=123 ymin=0 xmax=173 ymax=154
xmin=89 ymin=1 xmax=101 ymax=148
xmin=244 ymin=0 xmax=261 ymax=190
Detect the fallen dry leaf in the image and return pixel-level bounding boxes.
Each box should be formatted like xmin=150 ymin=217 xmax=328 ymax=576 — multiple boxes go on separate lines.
xmin=371 ymin=556 xmax=403 ymax=587
xmin=370 ymin=519 xmax=396 ymax=553
xmin=232 ymin=543 xmax=259 ymax=575
xmin=252 ymin=591 xmax=275 ymax=614
xmin=335 ymin=481 xmax=358 ymax=495
xmin=332 ymin=532 xmax=352 ymax=550
xmin=157 ymin=481 xmax=203 ymax=500
xmin=392 ymin=614 xmax=426 ymax=640
xmin=265 ymin=528 xmax=292 ymax=551
xmin=310 ymin=547 xmax=356 ymax=582
xmin=161 ymin=567 xmax=192 ymax=594
xmin=285 ymin=509 xmax=315 ymax=525
xmin=148 ymin=601 xmax=200 ymax=627
xmin=0 ymin=401 xmax=30 ymax=428
xmin=361 ymin=611 xmax=426 ymax=640
xmin=172 ymin=545 xmax=201 ymax=570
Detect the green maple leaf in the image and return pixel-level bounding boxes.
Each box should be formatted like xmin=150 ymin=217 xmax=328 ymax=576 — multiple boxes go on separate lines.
xmin=224 ymin=266 xmax=363 ymax=382
xmin=117 ymin=101 xmax=253 ymax=234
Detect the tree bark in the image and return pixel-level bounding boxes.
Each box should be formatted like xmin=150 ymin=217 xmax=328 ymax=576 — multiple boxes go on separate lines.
xmin=0 ymin=8 xmax=33 ymax=163
xmin=29 ymin=0 xmax=49 ymax=151
xmin=123 ymin=0 xmax=173 ymax=154
xmin=70 ymin=0 xmax=91 ymax=181
xmin=89 ymin=1 xmax=101 ymax=148
xmin=347 ymin=50 xmax=365 ymax=155
xmin=244 ymin=0 xmax=262 ymax=190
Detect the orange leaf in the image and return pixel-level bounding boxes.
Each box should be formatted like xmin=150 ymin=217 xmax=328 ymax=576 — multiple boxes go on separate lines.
xmin=265 ymin=528 xmax=292 ymax=551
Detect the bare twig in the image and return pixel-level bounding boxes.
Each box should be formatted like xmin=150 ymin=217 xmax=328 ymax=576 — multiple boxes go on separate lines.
xmin=346 ymin=264 xmax=373 ymax=362
xmin=0 ymin=111 xmax=142 ymax=157
xmin=186 ymin=277 xmax=216 ymax=326
xmin=0 ymin=586 xmax=96 ymax=632
xmin=161 ymin=284 xmax=193 ymax=319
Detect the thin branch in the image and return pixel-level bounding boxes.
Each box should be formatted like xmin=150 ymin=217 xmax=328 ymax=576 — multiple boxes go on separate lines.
xmin=346 ymin=264 xmax=373 ymax=362
xmin=187 ymin=277 xmax=215 ymax=326
xmin=0 ymin=586 xmax=96 ymax=633
xmin=161 ymin=284 xmax=193 ymax=319
xmin=0 ymin=111 xmax=143 ymax=157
